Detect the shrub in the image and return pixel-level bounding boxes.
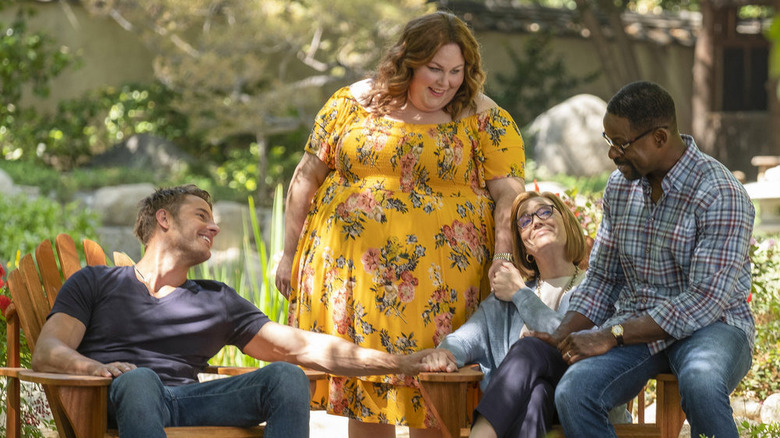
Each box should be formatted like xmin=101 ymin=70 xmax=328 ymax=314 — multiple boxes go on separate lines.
xmin=0 ymin=193 xmax=99 ymax=264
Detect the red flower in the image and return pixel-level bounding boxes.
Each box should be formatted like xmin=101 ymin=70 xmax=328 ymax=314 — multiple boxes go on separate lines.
xmin=0 ymin=263 xmax=5 ymax=289
xmin=0 ymin=295 xmax=11 ymax=317
xmin=747 ymin=293 xmax=752 ymax=304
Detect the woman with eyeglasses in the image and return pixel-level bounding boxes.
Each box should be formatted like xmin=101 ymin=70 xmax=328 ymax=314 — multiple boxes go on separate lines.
xmin=434 ymin=191 xmax=629 ymax=438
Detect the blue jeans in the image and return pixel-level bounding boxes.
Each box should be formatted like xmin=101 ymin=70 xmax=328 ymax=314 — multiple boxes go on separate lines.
xmin=555 ymin=322 xmax=752 ymax=438
xmin=107 ymin=362 xmax=310 ymax=438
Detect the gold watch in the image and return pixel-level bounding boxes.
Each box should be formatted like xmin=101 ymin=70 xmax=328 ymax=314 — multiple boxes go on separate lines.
xmin=610 ymin=324 xmax=624 ymax=346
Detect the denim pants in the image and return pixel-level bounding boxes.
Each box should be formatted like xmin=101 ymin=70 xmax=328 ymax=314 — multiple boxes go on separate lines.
xmin=555 ymin=322 xmax=752 ymax=438
xmin=107 ymin=362 xmax=311 ymax=438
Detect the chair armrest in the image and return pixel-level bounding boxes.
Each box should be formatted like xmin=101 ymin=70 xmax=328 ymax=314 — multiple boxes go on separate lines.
xmin=0 ymin=367 xmax=26 ymax=378
xmin=18 ymin=370 xmax=112 ymax=386
xmin=203 ymin=365 xmax=327 ymax=382
xmin=418 ymin=364 xmax=483 ymax=383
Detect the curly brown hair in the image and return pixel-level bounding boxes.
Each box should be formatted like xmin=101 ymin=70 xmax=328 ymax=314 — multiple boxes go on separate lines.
xmin=364 ymin=11 xmax=485 ymax=119
xmin=133 ymin=184 xmax=212 ymax=246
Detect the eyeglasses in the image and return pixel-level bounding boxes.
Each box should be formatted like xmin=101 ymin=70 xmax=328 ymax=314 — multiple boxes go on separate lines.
xmin=517 ymin=204 xmax=557 ymax=230
xmin=602 ymin=126 xmax=667 ymax=152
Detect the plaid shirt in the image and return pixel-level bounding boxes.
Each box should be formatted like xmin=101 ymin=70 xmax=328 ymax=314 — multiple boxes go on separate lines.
xmin=570 ymin=136 xmax=755 ymax=354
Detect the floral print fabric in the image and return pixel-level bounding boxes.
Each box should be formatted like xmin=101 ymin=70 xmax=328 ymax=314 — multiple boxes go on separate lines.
xmin=289 ymin=86 xmax=525 ymax=427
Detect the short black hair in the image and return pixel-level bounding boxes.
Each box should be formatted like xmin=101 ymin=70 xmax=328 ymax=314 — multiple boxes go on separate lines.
xmin=607 ymin=81 xmax=677 ymax=132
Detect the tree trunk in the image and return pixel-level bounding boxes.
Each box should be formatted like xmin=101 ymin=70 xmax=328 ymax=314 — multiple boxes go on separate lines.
xmin=574 ymin=0 xmax=624 ymax=91
xmin=692 ymin=0 xmax=716 ymax=155
xmin=599 ymin=0 xmax=642 ymax=83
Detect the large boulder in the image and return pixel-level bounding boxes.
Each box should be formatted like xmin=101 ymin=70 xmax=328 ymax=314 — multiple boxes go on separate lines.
xmin=0 ymin=169 xmax=18 ymax=196
xmin=526 ymin=94 xmax=614 ymax=177
xmin=761 ymin=392 xmax=780 ymax=424
xmin=88 ymin=133 xmax=195 ymax=177
xmin=92 ymin=183 xmax=156 ymax=227
xmin=212 ymin=201 xmax=250 ymax=252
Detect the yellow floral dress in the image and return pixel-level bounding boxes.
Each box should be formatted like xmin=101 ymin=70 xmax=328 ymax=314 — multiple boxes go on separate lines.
xmin=288 ymin=86 xmax=525 ymax=428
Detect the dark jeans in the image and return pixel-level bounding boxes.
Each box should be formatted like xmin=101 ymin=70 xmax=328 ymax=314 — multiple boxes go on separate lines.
xmin=107 ymin=362 xmax=311 ymax=438
xmin=475 ymin=337 xmax=568 ymax=438
xmin=555 ymin=322 xmax=752 ymax=438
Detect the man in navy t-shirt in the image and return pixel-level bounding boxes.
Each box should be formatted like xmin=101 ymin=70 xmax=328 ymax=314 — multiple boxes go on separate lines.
xmin=33 ymin=184 xmax=457 ymax=438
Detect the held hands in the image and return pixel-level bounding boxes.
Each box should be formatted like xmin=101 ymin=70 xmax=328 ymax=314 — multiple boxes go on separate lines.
xmin=91 ymin=361 xmax=137 ymax=378
xmin=400 ymin=349 xmax=458 ymax=375
xmin=490 ymin=263 xmax=526 ymax=301
xmin=557 ymin=328 xmax=616 ymax=364
xmin=528 ymin=328 xmax=615 ymax=365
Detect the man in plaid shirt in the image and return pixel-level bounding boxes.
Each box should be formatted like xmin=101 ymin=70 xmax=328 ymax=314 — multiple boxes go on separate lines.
xmin=533 ymin=81 xmax=755 ymax=438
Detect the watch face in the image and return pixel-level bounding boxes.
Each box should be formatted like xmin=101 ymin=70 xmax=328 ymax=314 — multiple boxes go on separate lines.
xmin=612 ymin=325 xmax=623 ymax=336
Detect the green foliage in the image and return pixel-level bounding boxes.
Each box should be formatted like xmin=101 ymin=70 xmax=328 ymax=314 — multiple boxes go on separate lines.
xmin=736 ymin=234 xmax=780 ymax=400
xmin=738 ymin=420 xmax=780 ymax=437
xmin=38 ymin=82 xmax=191 ymax=170
xmin=0 ymin=5 xmax=78 ymax=163
xmin=199 ymin=185 xmax=289 ymax=368
xmin=0 ymin=193 xmax=99 ymax=265
xmin=487 ymin=31 xmax=600 ymax=128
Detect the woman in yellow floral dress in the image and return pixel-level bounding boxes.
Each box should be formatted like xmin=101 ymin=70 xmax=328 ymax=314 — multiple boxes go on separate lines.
xmin=275 ymin=11 xmax=525 ymax=438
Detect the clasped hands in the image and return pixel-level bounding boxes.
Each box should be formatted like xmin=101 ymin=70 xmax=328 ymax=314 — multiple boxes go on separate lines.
xmin=489 ymin=262 xmax=526 ymax=301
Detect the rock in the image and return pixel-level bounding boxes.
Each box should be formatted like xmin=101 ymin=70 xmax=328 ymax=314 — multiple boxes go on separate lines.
xmin=88 ymin=133 xmax=195 ymax=177
xmin=0 ymin=168 xmax=19 ymax=196
xmin=525 ymin=94 xmax=615 ymax=177
xmin=97 ymin=226 xmax=143 ymax=263
xmin=760 ymin=392 xmax=780 ymax=424
xmin=731 ymin=396 xmax=762 ymax=421
xmin=212 ymin=201 xmax=250 ymax=252
xmin=92 ymin=183 xmax=156 ymax=226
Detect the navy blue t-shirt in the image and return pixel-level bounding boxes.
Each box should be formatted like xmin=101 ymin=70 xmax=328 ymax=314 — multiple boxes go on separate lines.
xmin=49 ymin=265 xmax=270 ymax=386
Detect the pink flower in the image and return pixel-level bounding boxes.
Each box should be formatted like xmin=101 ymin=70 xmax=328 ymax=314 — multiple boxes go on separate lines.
xmin=398 ymin=281 xmax=415 ymax=303
xmin=361 ymin=248 xmax=381 ymax=273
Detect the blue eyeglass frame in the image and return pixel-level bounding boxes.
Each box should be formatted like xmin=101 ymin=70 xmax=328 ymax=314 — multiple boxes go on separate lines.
xmin=516 ymin=204 xmax=557 ymax=230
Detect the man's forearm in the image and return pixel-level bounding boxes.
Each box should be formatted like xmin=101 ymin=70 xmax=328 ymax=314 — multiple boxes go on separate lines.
xmin=32 ymin=338 xmax=104 ymax=375
xmin=552 ymin=311 xmax=595 ymax=343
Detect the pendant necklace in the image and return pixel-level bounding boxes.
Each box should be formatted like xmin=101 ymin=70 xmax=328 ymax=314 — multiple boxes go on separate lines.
xmin=536 ymin=265 xmax=580 ymax=297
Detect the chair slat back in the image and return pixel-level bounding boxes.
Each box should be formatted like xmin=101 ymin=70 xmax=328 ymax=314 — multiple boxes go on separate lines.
xmin=7 ymin=254 xmax=50 ymax=352
xmin=113 ymin=251 xmax=135 ymax=267
xmin=55 ymin=234 xmax=82 ymax=279
xmin=35 ymin=239 xmax=63 ymax=309
xmin=83 ymin=238 xmax=108 ymax=267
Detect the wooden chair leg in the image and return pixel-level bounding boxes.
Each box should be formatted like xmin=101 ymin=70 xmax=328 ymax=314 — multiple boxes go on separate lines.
xmin=656 ymin=374 xmax=685 ymax=438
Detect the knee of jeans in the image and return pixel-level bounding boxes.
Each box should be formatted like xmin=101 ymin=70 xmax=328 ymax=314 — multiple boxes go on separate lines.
xmin=112 ymin=367 xmax=161 ymax=391
xmin=264 ymin=362 xmax=310 ymax=408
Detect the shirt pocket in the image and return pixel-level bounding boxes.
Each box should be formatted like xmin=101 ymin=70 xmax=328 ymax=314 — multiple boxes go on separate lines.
xmin=667 ymin=213 xmax=696 ymax=272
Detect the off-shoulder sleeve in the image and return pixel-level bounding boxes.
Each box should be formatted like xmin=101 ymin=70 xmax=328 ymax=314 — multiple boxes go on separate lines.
xmin=304 ymin=87 xmax=359 ymax=169
xmin=473 ymin=107 xmax=526 ymax=181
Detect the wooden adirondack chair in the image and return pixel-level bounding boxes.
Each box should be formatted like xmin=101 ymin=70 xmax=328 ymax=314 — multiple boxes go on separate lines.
xmin=0 ymin=233 xmax=327 ymax=438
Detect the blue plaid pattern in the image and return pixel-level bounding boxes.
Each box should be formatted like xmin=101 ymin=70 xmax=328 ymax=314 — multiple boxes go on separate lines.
xmin=570 ymin=136 xmax=756 ymax=354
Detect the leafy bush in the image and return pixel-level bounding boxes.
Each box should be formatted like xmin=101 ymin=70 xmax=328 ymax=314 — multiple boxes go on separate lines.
xmin=0 ymin=5 xmax=78 ymax=165
xmin=736 ymin=235 xmax=780 ymax=399
xmin=38 ymin=82 xmax=191 ymax=170
xmin=0 ymin=193 xmax=99 ymax=264
xmin=200 ymin=185 xmax=288 ymax=368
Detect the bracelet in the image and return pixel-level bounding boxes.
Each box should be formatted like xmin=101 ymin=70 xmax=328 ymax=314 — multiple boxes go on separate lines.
xmin=493 ymin=252 xmax=514 ymax=262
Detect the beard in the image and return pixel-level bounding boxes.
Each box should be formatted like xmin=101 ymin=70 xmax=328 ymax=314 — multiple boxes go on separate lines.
xmin=615 ymin=160 xmax=641 ymax=181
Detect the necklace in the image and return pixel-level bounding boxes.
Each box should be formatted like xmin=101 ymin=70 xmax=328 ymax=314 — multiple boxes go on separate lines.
xmin=134 ymin=266 xmax=150 ymax=290
xmin=536 ymin=265 xmax=580 ymax=297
